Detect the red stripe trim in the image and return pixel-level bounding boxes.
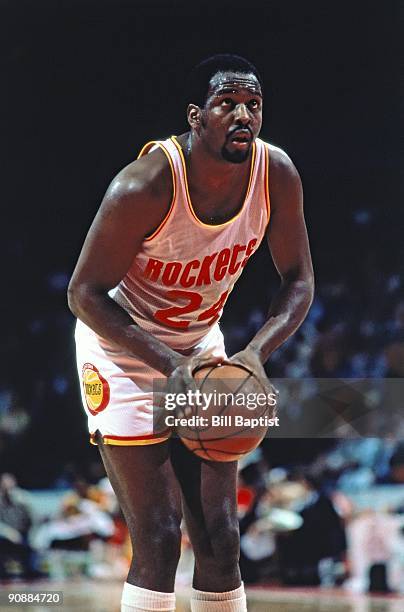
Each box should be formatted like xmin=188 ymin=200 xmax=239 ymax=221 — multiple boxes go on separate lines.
xmin=90 ymin=430 xmax=170 ymax=441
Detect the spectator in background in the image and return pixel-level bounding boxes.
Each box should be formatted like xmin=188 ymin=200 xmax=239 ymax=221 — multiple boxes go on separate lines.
xmin=0 ymin=473 xmax=38 ymax=579
xmin=276 ymin=471 xmax=347 ymax=586
xmin=33 ymin=478 xmax=115 ymax=553
xmin=390 ymin=443 xmax=404 ymax=484
xmin=345 ymin=508 xmax=404 ymax=593
xmin=237 ymin=461 xmax=273 ymax=585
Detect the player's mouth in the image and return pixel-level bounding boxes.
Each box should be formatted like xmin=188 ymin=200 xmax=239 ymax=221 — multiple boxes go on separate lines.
xmin=228 ymin=129 xmax=252 ymax=148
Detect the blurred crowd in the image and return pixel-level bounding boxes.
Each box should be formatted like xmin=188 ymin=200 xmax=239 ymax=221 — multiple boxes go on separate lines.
xmin=1 ymin=438 xmax=404 ymax=592
xmin=227 ymin=270 xmax=404 ymax=380
xmin=0 ymin=472 xmax=128 ymax=582
xmin=236 ymin=441 xmax=404 ymax=592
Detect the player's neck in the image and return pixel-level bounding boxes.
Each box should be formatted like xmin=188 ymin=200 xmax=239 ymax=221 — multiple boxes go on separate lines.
xmin=181 ymin=132 xmax=251 ymax=192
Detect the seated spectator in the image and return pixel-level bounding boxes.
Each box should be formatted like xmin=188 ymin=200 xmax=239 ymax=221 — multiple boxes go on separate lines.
xmin=0 ymin=473 xmax=39 ymax=579
xmin=276 ymin=472 xmax=347 ymax=586
xmin=344 ymin=508 xmax=404 ymax=593
xmin=32 ymin=483 xmax=115 ymax=553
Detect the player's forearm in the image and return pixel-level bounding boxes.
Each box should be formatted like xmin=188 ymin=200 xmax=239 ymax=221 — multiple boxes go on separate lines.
xmin=247 ymin=277 xmax=314 ymax=363
xmin=67 ymin=286 xmax=181 ymax=376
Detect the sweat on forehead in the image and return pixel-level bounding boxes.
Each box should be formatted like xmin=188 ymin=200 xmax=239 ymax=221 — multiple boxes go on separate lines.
xmin=208 ymin=71 xmax=262 ymax=95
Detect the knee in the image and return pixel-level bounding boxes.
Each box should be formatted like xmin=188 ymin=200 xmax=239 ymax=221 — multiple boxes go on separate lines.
xmin=128 ymin=513 xmax=182 ymax=566
xmin=195 ymin=517 xmax=240 ymax=571
xmin=213 ymin=522 xmax=240 ymax=569
xmin=149 ymin=520 xmax=182 ymax=565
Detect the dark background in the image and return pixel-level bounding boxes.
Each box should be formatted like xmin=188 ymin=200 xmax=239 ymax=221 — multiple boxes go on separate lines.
xmin=0 ymin=0 xmax=401 ymax=486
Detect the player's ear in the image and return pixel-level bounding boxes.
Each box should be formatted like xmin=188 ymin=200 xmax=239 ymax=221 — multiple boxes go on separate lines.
xmin=187 ymin=104 xmax=202 ymax=131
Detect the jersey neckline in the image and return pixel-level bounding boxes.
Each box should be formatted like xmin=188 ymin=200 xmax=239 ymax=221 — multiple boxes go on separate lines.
xmin=171 ymin=135 xmax=257 ymax=229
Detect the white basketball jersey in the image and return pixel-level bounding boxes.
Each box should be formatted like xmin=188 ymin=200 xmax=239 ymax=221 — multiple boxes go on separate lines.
xmin=111 ymin=135 xmax=270 ymax=350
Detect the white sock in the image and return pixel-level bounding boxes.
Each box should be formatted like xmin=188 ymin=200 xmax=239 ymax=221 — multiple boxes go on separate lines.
xmin=121 ymin=582 xmax=175 ymax=611
xmin=190 ymin=583 xmax=247 ymax=611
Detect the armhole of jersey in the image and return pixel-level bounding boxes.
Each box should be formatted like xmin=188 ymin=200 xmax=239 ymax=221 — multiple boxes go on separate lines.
xmin=264 ymin=144 xmax=271 ymax=225
xmin=137 ymin=140 xmax=177 ymax=242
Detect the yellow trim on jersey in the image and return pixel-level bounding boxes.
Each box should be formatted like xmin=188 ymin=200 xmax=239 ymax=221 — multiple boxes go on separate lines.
xmin=137 ymin=140 xmax=158 ymax=159
xmin=264 ymin=144 xmax=271 ymax=224
xmin=136 ymin=140 xmax=177 ymax=242
xmin=171 ymin=135 xmax=257 ymax=229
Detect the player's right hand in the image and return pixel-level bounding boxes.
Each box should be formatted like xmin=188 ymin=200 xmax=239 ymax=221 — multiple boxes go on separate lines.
xmin=166 ymin=354 xmax=223 ymax=418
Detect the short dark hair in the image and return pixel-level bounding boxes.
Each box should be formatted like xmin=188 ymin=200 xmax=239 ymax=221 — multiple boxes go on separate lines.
xmin=186 ymin=54 xmax=263 ymax=108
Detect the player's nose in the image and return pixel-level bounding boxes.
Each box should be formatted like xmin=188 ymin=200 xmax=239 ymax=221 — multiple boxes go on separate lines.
xmin=234 ymin=103 xmax=250 ymax=124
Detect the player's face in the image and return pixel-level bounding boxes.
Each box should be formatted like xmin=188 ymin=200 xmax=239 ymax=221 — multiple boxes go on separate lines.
xmin=201 ymin=71 xmax=263 ymax=164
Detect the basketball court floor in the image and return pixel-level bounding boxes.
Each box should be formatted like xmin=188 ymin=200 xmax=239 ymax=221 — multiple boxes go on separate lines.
xmin=1 ymin=582 xmax=403 ymax=612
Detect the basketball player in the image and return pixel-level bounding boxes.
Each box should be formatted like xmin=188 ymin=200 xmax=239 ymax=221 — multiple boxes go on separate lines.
xmin=68 ymin=55 xmax=314 ymax=612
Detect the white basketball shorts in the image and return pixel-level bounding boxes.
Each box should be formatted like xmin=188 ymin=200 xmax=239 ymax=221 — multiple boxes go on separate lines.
xmin=74 ymin=319 xmax=226 ymax=446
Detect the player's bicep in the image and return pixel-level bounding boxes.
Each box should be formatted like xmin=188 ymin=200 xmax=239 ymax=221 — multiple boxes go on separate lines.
xmin=266 ymin=150 xmax=313 ymax=282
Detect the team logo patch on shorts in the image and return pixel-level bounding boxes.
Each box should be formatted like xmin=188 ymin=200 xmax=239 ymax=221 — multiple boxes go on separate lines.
xmin=82 ymin=363 xmax=110 ymax=415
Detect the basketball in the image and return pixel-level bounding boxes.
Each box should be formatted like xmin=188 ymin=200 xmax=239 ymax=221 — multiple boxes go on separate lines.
xmin=177 ymin=363 xmax=277 ymax=462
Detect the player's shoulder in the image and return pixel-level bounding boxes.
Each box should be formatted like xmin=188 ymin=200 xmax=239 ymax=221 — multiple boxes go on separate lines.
xmin=107 ymin=140 xmax=172 ymax=204
xmin=260 ymin=141 xmax=302 ymax=211
xmin=260 ymin=140 xmax=299 ymax=179
xmin=97 ymin=140 xmax=174 ymax=234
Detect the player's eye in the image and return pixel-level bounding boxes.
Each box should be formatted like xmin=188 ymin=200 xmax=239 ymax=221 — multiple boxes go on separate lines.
xmin=249 ymin=99 xmax=260 ymax=110
xmin=221 ymin=98 xmax=234 ymax=107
